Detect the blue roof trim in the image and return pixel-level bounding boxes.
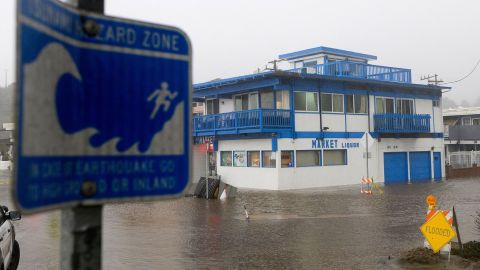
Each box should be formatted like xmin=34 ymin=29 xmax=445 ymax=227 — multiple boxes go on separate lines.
xmin=194 ymin=71 xmax=274 ymax=91
xmin=278 ymin=46 xmax=377 ymax=61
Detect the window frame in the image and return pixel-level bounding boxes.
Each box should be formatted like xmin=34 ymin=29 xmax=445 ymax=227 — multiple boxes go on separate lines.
xmin=375 ymin=97 xmax=395 ymax=114
xmin=261 ymin=151 xmax=277 ymax=168
xmin=220 ymin=151 xmax=232 ymax=167
xmin=260 ymin=90 xmax=275 ymax=109
xmin=462 ymin=117 xmax=472 ymax=126
xmin=233 ymin=92 xmax=259 ymax=111
xmin=322 ymin=149 xmax=348 ymax=166
xmin=321 ymin=93 xmax=344 ymax=113
xmin=275 ymin=90 xmax=290 ymax=110
xmin=473 ymin=118 xmax=480 ymax=126
xmin=345 ymin=94 xmax=367 ymax=114
xmin=206 ymin=98 xmax=219 ymax=115
xmin=247 ymin=151 xmax=261 ymax=168
xmin=281 ymin=150 xmax=295 ymax=168
xmin=233 ymin=151 xmax=247 ymax=167
xmin=396 ymin=98 xmax=414 ymax=115
xmin=295 ymin=150 xmax=322 ymax=167
xmin=294 ymin=91 xmax=319 ymax=112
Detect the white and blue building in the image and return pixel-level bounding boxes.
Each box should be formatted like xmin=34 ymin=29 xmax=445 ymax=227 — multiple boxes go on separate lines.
xmin=193 ymin=46 xmax=449 ymax=190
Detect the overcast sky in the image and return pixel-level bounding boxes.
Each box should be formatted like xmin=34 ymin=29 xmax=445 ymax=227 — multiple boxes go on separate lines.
xmin=1 ymin=0 xmax=479 ymax=103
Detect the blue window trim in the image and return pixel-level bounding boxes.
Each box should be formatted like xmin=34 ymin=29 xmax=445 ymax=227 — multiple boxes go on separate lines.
xmin=293 ymin=91 xmax=320 ymax=112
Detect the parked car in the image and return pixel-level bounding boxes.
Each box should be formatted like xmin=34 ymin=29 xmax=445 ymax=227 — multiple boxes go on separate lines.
xmin=0 ymin=206 xmax=21 ymax=270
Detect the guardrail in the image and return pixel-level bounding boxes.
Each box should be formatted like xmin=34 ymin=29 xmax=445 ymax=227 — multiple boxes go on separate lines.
xmin=374 ymin=113 xmax=430 ymax=133
xmin=289 ymin=61 xmax=412 ymax=83
xmin=193 ymin=109 xmax=292 ymax=135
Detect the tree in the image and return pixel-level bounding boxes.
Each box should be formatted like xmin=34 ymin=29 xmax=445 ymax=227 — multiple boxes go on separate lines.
xmin=442 ymin=96 xmax=457 ymax=109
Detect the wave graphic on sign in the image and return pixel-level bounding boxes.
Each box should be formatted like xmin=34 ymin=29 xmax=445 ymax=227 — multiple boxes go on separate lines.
xmin=22 ymin=42 xmax=184 ymax=156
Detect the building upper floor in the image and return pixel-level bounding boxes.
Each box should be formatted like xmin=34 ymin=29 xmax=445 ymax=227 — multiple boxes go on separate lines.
xmin=443 ymin=107 xmax=480 ymax=140
xmin=193 ymin=46 xmax=449 ymax=138
xmin=278 ymin=46 xmax=411 ymax=84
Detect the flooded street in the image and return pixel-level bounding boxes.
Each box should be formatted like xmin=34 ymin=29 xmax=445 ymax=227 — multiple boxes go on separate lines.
xmin=1 ymin=170 xmax=479 ymax=269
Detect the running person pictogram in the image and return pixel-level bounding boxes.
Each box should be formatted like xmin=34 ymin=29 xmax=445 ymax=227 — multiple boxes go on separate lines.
xmin=147 ymin=82 xmax=178 ymax=119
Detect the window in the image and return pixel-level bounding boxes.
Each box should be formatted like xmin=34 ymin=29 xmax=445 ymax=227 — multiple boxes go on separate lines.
xmin=260 ymin=91 xmax=274 ymax=109
xmin=234 ymin=93 xmax=258 ymax=111
xmin=375 ymin=97 xmax=394 ymax=114
xmin=303 ymin=61 xmax=317 ymax=67
xmin=296 ymin=150 xmax=321 ymax=167
xmin=433 ymin=100 xmax=441 ymax=107
xmin=346 ymin=94 xmax=367 ymax=114
xmin=233 ymin=151 xmax=247 ymax=167
xmin=321 ymin=93 xmax=332 ymax=112
xmin=281 ymin=151 xmax=294 ymax=168
xmin=321 ymin=93 xmax=344 ymax=113
xmin=294 ymin=60 xmax=303 ymax=69
xmin=396 ymin=98 xmax=414 ymax=114
xmin=276 ymin=90 xmax=290 ymax=110
xmin=262 ymin=151 xmax=276 ymax=168
xmin=473 ymin=118 xmax=480 ymax=125
xmin=323 ymin=150 xmax=347 ymax=166
xmin=462 ymin=117 xmax=472 ymax=126
xmin=220 ymin=151 xmax=232 ymax=166
xmin=247 ymin=151 xmax=260 ymax=167
xmin=294 ymin=92 xmax=318 ymax=111
xmin=206 ymin=99 xmax=219 ymax=115
xmin=249 ymin=93 xmax=258 ymax=109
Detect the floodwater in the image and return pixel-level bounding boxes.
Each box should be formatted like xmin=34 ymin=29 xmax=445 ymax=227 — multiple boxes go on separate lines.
xmin=1 ymin=170 xmax=480 ymax=270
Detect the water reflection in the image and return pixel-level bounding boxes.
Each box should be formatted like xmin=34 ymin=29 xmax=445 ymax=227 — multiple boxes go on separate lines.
xmin=0 ymin=169 xmax=479 ymax=269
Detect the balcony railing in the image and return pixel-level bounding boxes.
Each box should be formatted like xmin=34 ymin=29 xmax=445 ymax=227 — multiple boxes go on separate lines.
xmin=289 ymin=61 xmax=412 ymax=83
xmin=374 ymin=114 xmax=430 ymax=133
xmin=447 ymin=125 xmax=480 ymax=140
xmin=193 ymin=109 xmax=292 ymax=136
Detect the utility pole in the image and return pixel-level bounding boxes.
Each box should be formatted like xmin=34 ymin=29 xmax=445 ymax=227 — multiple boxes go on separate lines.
xmin=60 ymin=1 xmax=103 ymax=270
xmin=264 ymin=59 xmax=285 ymax=71
xmin=421 ymin=74 xmax=443 ymax=86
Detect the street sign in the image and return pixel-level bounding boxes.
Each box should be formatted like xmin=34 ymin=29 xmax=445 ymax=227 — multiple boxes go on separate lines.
xmin=15 ymin=0 xmax=192 ymax=213
xmin=420 ymin=211 xmax=456 ymax=253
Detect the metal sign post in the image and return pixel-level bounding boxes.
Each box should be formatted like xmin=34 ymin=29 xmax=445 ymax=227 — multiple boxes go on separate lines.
xmin=59 ymin=3 xmax=104 ymax=269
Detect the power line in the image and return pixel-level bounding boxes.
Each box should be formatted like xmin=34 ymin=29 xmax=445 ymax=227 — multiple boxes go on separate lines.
xmin=439 ymin=58 xmax=480 ymax=85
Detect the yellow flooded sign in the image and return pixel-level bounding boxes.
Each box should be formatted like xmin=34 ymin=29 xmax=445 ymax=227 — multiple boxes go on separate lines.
xmin=420 ymin=212 xmax=456 ymax=253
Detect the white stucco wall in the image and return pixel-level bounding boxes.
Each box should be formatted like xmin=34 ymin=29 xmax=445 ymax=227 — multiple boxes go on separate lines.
xmin=346 ymin=115 xmax=369 ymax=132
xmin=214 ymin=135 xmax=444 ymax=190
xmin=321 ymin=114 xmax=345 ymax=131
xmin=192 ymin=144 xmax=207 ymax=183
xmin=294 ymin=113 xmax=320 ymax=131
xmin=433 ymin=106 xmax=443 ymax=133
xmin=219 ymin=98 xmax=234 ymax=113
xmin=216 ymin=139 xmax=278 ymax=189
xmin=415 ymin=99 xmax=433 ymax=129
xmin=276 ymin=138 xmax=369 ymax=189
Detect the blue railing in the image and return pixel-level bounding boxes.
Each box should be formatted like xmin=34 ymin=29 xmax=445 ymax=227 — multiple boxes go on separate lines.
xmin=193 ymin=109 xmax=292 ymax=135
xmin=289 ymin=61 xmax=411 ymax=83
xmin=374 ymin=114 xmax=430 ymax=133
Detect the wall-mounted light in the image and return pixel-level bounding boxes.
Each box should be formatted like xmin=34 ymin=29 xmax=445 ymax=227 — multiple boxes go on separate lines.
xmin=322 ymin=127 xmax=329 ymax=131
